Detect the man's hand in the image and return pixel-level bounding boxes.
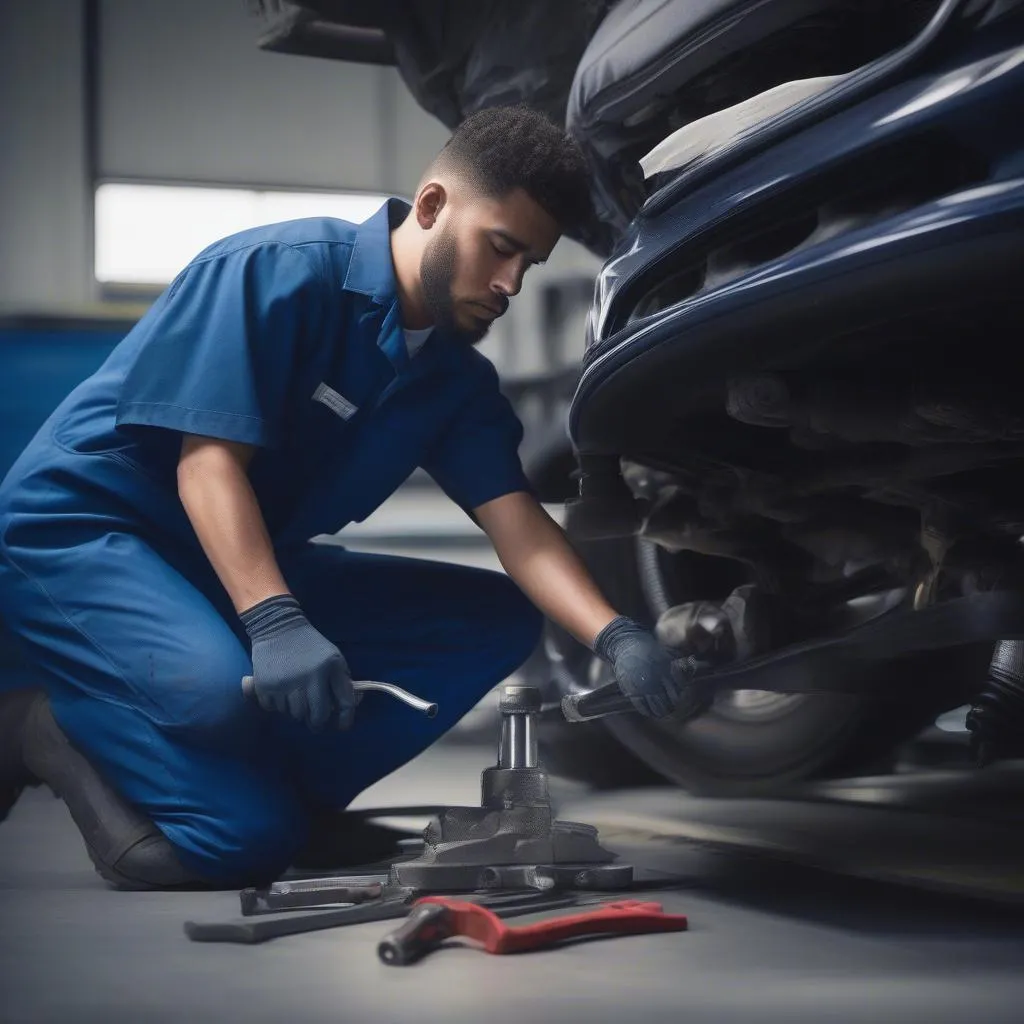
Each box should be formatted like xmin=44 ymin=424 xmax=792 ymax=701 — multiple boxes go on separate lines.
xmin=593 ymin=615 xmax=699 ymax=719
xmin=472 ymin=493 xmax=705 ymax=720
xmin=241 ymin=595 xmax=357 ymax=731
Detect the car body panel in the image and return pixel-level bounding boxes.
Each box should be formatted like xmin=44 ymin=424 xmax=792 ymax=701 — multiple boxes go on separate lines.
xmin=571 ymin=33 xmax=1024 ymax=446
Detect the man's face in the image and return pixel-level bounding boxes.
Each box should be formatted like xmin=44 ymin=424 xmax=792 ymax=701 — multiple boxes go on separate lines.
xmin=420 ymin=187 xmax=561 ymax=344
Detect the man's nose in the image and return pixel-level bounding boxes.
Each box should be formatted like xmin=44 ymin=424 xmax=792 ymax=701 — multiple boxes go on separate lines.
xmin=492 ymin=268 xmax=524 ymax=301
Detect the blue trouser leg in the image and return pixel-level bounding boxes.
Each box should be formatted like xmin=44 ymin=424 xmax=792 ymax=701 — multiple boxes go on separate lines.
xmin=0 ymin=528 xmax=542 ymax=883
xmin=274 ymin=542 xmax=544 ymax=807
xmin=0 ymin=529 xmax=305 ymax=882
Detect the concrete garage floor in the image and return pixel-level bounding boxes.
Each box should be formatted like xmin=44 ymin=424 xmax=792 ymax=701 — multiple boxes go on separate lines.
xmin=4 ymin=728 xmax=1024 ymax=1024
xmin=4 ymin=494 xmax=1024 ymax=1023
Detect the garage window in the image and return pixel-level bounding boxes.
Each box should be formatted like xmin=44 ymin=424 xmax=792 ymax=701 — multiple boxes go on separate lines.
xmin=94 ymin=182 xmax=390 ymax=289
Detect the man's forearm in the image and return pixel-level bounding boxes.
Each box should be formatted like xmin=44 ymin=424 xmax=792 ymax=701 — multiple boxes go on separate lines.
xmin=481 ymin=494 xmax=619 ymax=648
xmin=177 ymin=437 xmax=289 ymax=614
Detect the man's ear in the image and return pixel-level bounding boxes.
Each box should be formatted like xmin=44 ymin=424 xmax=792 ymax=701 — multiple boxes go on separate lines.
xmin=415 ymin=182 xmax=447 ymax=229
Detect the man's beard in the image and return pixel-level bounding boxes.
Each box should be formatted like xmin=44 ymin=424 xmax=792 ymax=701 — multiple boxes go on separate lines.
xmin=420 ymin=224 xmax=490 ymax=346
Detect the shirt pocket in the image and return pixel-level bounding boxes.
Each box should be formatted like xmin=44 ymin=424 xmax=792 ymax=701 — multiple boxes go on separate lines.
xmin=284 ymin=373 xmax=383 ymax=483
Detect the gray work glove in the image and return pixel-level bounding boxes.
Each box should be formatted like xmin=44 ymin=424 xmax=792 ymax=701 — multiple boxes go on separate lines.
xmin=593 ymin=615 xmax=704 ymax=719
xmin=240 ymin=595 xmax=356 ymax=731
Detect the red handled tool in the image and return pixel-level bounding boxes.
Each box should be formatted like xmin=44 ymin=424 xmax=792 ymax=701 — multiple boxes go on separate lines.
xmin=377 ymin=897 xmax=688 ymax=965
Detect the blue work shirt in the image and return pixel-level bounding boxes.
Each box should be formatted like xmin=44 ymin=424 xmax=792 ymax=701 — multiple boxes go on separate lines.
xmin=0 ymin=200 xmax=531 ymax=564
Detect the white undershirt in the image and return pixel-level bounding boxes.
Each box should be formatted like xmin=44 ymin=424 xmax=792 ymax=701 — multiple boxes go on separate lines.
xmin=403 ymin=326 xmax=434 ymax=360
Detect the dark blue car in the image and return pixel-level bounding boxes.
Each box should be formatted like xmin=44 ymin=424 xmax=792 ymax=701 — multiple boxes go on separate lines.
xmin=551 ymin=0 xmax=1024 ymax=791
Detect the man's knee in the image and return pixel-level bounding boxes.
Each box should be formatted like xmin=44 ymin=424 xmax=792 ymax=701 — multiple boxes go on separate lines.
xmin=18 ymin=694 xmax=261 ymax=890
xmin=99 ymin=783 xmax=305 ymax=889
xmin=166 ymin=797 xmax=305 ymax=887
xmin=90 ymin=812 xmax=299 ymax=891
xmin=91 ymin=829 xmax=210 ymax=891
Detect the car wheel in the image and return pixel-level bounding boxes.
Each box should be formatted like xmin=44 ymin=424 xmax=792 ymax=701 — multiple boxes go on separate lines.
xmin=548 ymin=531 xmax=949 ymax=796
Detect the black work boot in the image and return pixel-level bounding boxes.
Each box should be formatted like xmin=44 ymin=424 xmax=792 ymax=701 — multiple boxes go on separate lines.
xmin=17 ymin=692 xmax=211 ymax=890
xmin=0 ymin=688 xmax=43 ymax=823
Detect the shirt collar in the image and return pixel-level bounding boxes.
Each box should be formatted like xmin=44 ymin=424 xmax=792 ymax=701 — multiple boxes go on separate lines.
xmin=342 ymin=197 xmax=408 ymax=306
xmin=343 ymin=196 xmax=461 ymax=374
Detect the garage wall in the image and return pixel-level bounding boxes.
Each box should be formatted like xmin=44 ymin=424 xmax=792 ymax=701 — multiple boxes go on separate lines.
xmin=96 ymin=0 xmax=406 ymax=193
xmin=0 ymin=0 xmax=599 ymax=375
xmin=0 ymin=0 xmax=93 ymax=312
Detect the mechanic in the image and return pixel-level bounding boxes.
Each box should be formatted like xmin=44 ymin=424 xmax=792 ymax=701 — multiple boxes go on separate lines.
xmin=0 ymin=107 xmax=701 ymax=891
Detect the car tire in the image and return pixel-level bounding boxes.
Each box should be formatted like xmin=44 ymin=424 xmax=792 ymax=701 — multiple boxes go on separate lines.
xmin=546 ymin=530 xmax=957 ymax=796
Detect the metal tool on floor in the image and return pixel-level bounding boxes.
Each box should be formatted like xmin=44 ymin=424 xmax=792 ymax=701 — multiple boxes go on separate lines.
xmin=185 ymin=890 xmax=611 ymax=944
xmin=378 ymin=897 xmax=689 ymax=965
xmin=241 ymin=675 xmax=439 ymax=718
xmin=238 ymin=875 xmax=387 ymax=915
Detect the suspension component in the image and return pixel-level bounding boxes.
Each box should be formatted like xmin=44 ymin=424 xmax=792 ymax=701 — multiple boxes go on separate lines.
xmin=966 ymin=640 xmax=1024 ymax=766
xmin=914 ymin=506 xmax=956 ymax=610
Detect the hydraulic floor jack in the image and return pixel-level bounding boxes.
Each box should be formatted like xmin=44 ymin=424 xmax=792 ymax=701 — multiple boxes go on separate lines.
xmin=387 ymin=682 xmax=633 ymax=892
xmin=185 ymin=681 xmax=648 ymax=943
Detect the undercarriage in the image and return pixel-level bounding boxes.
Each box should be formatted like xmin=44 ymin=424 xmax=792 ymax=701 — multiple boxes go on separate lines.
xmin=566 ymin=307 xmax=1024 ymax=770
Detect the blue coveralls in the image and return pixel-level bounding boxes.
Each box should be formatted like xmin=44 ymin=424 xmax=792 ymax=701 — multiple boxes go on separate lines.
xmin=0 ymin=200 xmax=543 ymax=882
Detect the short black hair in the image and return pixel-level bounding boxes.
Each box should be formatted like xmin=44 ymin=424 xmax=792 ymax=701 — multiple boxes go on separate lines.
xmin=434 ymin=105 xmax=592 ymax=238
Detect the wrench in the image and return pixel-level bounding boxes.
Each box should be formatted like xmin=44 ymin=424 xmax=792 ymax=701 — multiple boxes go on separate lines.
xmin=241 ymin=675 xmax=438 ymax=717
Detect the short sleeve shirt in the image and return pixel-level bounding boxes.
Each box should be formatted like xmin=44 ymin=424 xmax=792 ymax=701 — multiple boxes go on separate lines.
xmin=4 ymin=201 xmax=532 ymax=555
